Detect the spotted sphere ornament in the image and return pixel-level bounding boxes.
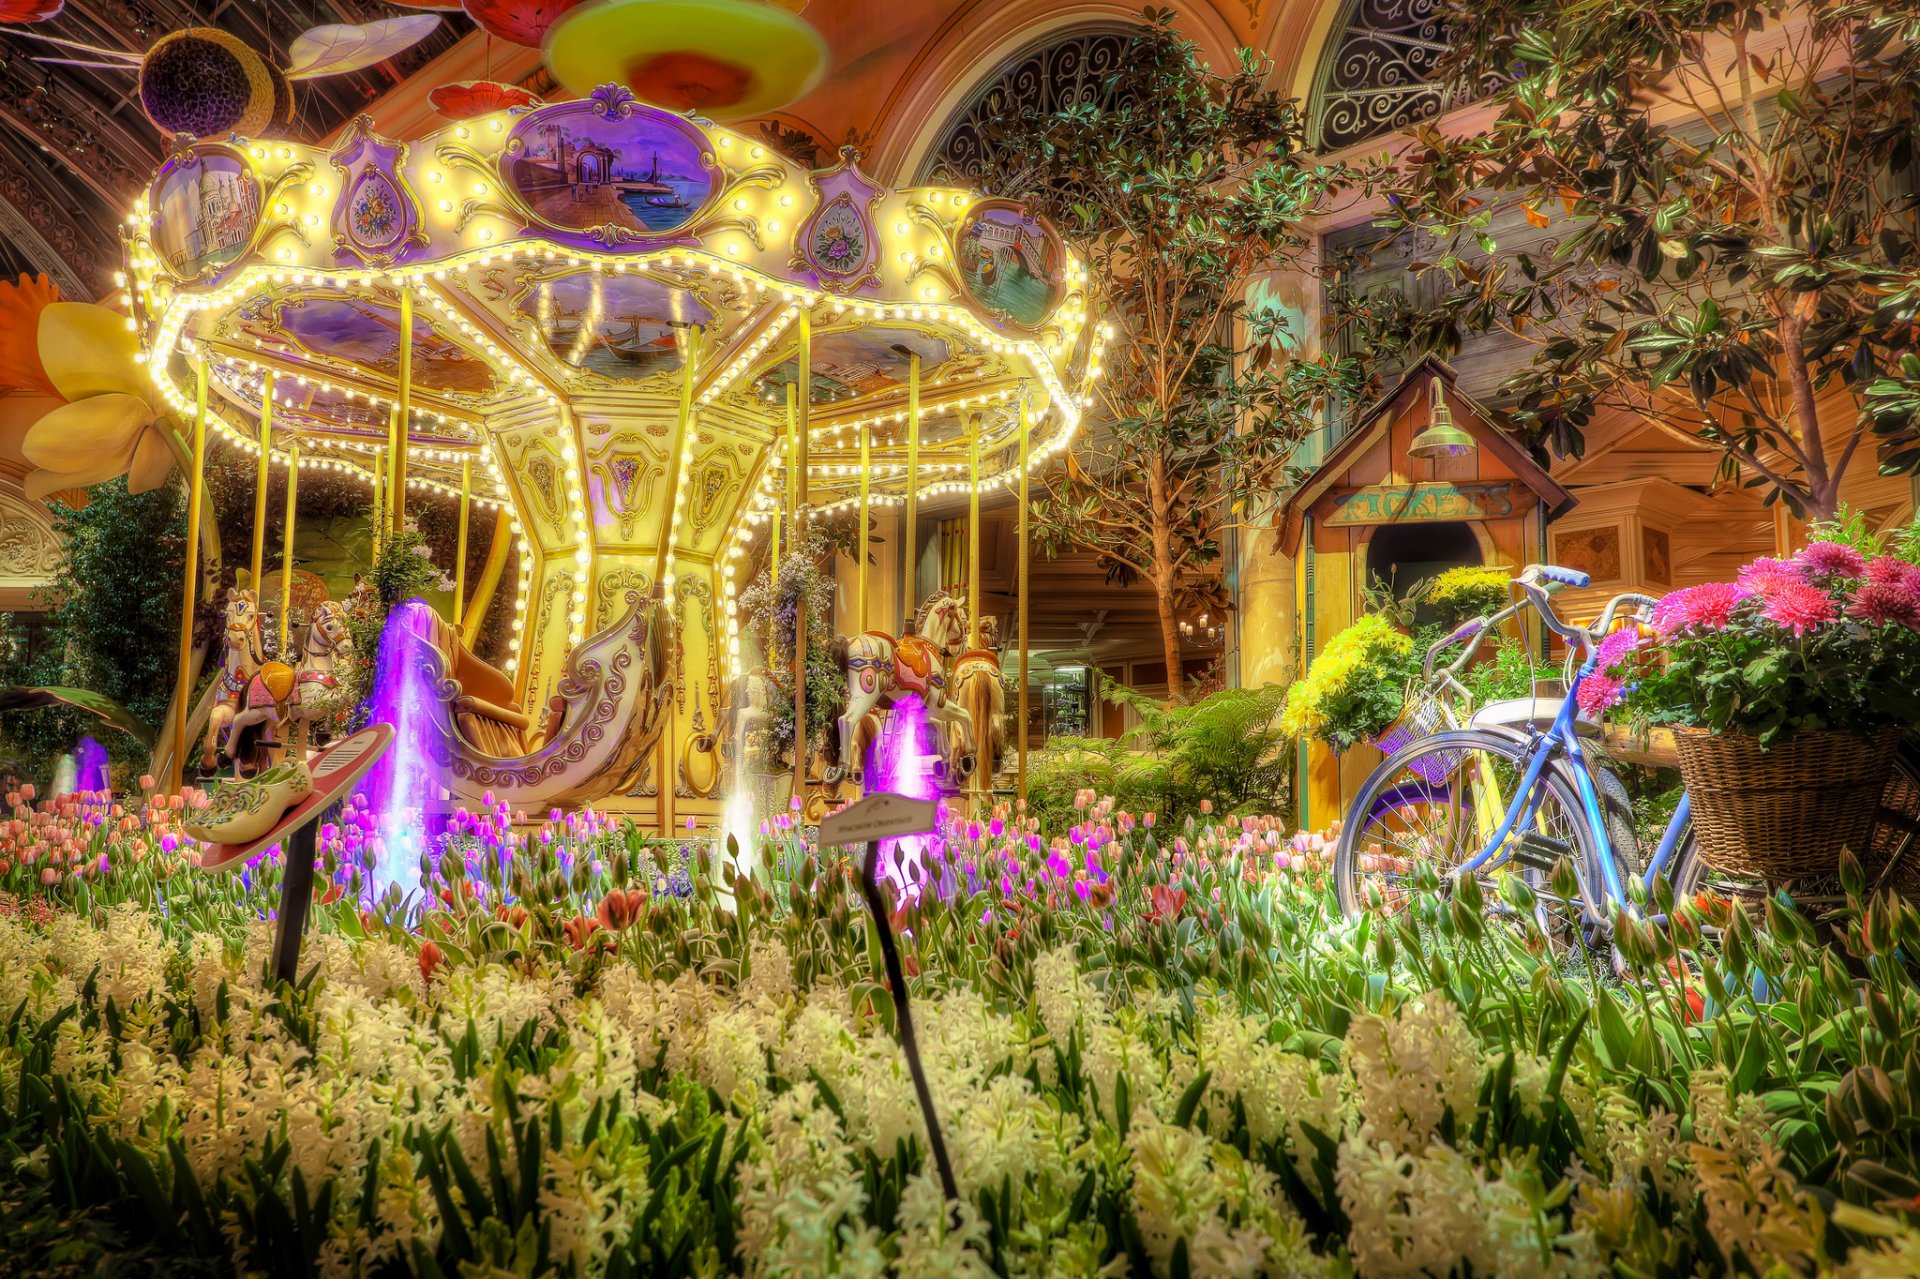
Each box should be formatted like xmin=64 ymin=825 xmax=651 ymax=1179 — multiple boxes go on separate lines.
xmin=137 ymin=29 xmax=283 ymax=138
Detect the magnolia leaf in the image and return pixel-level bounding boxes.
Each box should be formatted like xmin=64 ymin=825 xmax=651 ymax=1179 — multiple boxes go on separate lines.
xmin=0 ymin=685 xmax=156 ymax=749
xmin=286 ymin=16 xmax=440 ymax=80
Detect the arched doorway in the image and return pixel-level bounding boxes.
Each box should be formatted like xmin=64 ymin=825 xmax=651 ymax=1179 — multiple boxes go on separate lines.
xmin=1364 ymin=519 xmax=1482 ymax=629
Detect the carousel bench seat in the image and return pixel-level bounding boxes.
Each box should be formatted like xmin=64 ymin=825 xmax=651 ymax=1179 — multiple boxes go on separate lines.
xmin=399 ymin=589 xmax=671 ymax=806
xmin=420 ymin=608 xmax=555 ymax=758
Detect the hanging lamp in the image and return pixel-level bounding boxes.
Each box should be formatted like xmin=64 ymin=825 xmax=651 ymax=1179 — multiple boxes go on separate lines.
xmin=1408 ymin=377 xmax=1477 ymax=461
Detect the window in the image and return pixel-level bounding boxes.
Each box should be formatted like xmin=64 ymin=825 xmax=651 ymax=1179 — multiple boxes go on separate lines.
xmin=917 ymin=30 xmax=1134 ymax=189
xmin=1309 ymin=0 xmax=1479 ymax=152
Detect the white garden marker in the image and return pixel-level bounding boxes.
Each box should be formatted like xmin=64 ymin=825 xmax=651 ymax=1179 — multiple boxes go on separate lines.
xmin=818 ymin=792 xmax=939 ymax=848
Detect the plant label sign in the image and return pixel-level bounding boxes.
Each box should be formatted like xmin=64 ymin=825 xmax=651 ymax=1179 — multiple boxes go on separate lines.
xmin=819 ymin=793 xmax=939 ymax=848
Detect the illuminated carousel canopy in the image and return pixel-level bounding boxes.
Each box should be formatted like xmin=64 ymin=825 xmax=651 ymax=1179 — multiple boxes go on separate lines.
xmin=124 ymin=83 xmax=1102 ymax=806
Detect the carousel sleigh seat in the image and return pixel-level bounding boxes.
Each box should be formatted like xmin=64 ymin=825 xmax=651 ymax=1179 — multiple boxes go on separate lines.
xmin=403 ymin=589 xmax=672 ymax=806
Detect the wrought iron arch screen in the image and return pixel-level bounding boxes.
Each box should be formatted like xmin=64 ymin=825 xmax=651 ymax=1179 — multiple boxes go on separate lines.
xmin=916 ymin=29 xmax=1134 ymax=189
xmin=1309 ymin=0 xmax=1477 ymax=152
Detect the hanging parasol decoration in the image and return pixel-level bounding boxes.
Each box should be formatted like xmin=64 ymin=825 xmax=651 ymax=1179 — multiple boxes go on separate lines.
xmin=8 ymin=16 xmax=441 ymax=136
xmin=459 ymin=0 xmax=593 ymax=49
xmin=0 ymin=0 xmax=62 ymax=23
xmin=429 ymin=79 xmax=540 ymax=120
xmin=543 ymin=0 xmax=826 ymax=120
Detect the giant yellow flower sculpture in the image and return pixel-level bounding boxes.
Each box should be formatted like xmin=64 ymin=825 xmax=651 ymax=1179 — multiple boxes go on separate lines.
xmin=0 ymin=274 xmax=175 ymax=502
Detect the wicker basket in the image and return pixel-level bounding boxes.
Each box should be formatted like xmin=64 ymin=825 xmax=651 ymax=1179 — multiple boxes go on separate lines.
xmin=1372 ymin=694 xmax=1463 ymax=786
xmin=1673 ymin=723 xmax=1901 ymax=881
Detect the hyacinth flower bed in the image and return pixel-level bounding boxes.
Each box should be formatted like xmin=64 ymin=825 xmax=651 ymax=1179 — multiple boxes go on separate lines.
xmin=0 ymin=789 xmax=1917 ymax=1277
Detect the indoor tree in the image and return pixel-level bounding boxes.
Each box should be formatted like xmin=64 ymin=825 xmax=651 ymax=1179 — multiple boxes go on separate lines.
xmin=1360 ymin=0 xmax=1920 ymax=519
xmin=987 ymin=8 xmax=1356 ymax=688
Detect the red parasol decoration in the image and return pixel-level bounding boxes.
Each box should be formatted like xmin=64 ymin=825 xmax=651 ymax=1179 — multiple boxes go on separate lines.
xmin=0 ymin=0 xmax=63 ymax=22
xmin=429 ymin=79 xmax=538 ymax=119
xmin=460 ymin=0 xmax=591 ymax=48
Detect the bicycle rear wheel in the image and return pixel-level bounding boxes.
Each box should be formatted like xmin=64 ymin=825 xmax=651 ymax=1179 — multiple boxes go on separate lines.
xmin=1334 ymin=729 xmax=1623 ymax=941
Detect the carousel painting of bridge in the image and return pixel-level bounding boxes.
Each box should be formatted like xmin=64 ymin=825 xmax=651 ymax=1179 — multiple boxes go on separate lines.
xmin=504 ymin=95 xmax=718 ymax=236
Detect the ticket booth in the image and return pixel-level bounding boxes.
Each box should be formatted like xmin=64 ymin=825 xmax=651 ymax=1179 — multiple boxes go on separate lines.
xmin=1275 ymin=358 xmax=1576 ymax=828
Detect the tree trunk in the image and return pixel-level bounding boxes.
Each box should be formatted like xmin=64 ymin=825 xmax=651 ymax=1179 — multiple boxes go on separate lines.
xmin=1148 ymin=453 xmax=1183 ymax=704
xmin=1153 ymin=573 xmax=1183 ymax=705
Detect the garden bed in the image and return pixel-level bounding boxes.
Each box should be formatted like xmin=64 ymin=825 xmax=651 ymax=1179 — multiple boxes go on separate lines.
xmin=0 ymin=790 xmax=1916 ymax=1276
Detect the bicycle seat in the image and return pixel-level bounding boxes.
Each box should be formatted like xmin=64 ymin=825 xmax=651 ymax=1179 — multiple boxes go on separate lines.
xmin=1468 ymin=696 xmax=1601 ymax=735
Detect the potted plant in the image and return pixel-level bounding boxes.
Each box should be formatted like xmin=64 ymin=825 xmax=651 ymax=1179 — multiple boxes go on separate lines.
xmin=1584 ymin=527 xmax=1920 ymax=881
xmin=1280 ymin=612 xmax=1420 ymax=753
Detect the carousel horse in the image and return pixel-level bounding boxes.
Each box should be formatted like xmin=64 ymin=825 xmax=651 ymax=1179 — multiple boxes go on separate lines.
xmin=826 ymin=588 xmax=974 ymax=785
xmin=227 ymin=600 xmax=354 ymax=773
xmin=287 ymin=600 xmax=353 ymax=751
xmin=200 ymin=587 xmax=266 ymax=773
xmin=697 ymin=666 xmax=776 ymax=770
xmin=949 ymin=615 xmax=1007 ymax=788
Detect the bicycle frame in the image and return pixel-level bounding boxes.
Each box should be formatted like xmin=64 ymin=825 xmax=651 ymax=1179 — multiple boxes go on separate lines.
xmin=1453 ymin=647 xmax=1690 ymax=922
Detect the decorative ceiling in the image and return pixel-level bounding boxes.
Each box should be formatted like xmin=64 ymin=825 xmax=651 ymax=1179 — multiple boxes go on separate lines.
xmin=0 ymin=0 xmax=466 ymax=298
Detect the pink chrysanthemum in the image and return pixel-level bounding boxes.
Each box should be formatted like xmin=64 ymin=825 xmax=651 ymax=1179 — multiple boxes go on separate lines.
xmin=1758 ymin=578 xmax=1837 ymax=635
xmin=1576 ymin=673 xmax=1627 ymax=717
xmin=1864 ymin=556 xmax=1920 ymax=592
xmin=1652 ymin=581 xmax=1741 ymax=635
xmin=1795 ymin=540 xmax=1868 ymax=579
xmin=1592 ymin=626 xmax=1641 ymax=672
xmin=1848 ymin=579 xmax=1920 ymax=629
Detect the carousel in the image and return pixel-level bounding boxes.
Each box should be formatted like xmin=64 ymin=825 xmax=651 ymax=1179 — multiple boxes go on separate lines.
xmin=124 ymin=80 xmax=1102 ymax=832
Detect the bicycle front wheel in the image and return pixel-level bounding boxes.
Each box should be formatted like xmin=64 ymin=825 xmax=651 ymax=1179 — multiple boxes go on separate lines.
xmin=1333 ymin=728 xmax=1619 ymax=936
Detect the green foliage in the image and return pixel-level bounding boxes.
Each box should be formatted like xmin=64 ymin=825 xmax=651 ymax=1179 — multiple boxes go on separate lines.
xmin=1101 ymin=681 xmax=1293 ymax=820
xmin=735 ymin=532 xmax=845 ymax=769
xmin=1022 ymin=735 xmax=1125 ymax=829
xmin=989 ymin=12 xmax=1358 ymax=675
xmin=1358 ymin=0 xmax=1920 ymax=517
xmin=1461 ymin=635 xmax=1558 ymax=705
xmin=0 ymin=479 xmax=184 ymax=786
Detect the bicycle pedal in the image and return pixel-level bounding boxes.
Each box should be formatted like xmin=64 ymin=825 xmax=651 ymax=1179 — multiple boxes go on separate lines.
xmin=1510 ymin=833 xmax=1573 ymax=872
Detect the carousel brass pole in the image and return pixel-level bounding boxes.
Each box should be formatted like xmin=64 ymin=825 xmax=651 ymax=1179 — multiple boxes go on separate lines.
xmin=461 ymin=516 xmax=512 ymax=648
xmin=454 ymin=456 xmax=471 ymax=620
xmin=169 ymin=355 xmax=211 ymax=790
xmin=904 ymin=351 xmax=920 ymax=627
xmin=370 ymin=445 xmax=385 ymax=556
xmin=792 ymin=312 xmax=811 ymax=803
xmin=279 ymin=442 xmax=301 ymax=654
xmin=1016 ymin=393 xmax=1032 ymax=805
xmin=250 ymin=372 xmax=274 ymax=594
xmin=967 ymin=415 xmax=981 ymax=646
xmin=653 ymin=325 xmax=701 ymax=587
xmin=857 ymin=420 xmax=870 ymax=628
xmin=391 ymin=290 xmax=412 ymax=536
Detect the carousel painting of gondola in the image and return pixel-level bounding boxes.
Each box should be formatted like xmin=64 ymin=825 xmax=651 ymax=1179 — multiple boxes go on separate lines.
xmin=518 ymin=270 xmax=714 ymax=382
xmin=504 ymin=100 xmax=717 ymax=236
xmin=955 ymin=199 xmax=1066 ymax=331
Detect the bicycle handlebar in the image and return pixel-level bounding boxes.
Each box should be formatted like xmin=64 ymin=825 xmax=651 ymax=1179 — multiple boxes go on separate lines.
xmin=1419 ymin=568 xmax=1663 ymax=684
xmin=1517 ymin=565 xmax=1591 ymax=647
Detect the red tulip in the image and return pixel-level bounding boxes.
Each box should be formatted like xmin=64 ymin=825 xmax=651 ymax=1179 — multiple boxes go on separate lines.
xmin=418 ymin=940 xmax=446 ymax=983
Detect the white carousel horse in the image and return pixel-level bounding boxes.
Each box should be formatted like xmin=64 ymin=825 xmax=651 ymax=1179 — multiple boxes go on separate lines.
xmin=200 ymin=588 xmax=265 ymax=772
xmin=227 ymin=601 xmax=354 ymax=773
xmin=949 ymin=615 xmax=1007 ymax=792
xmin=827 ymin=588 xmax=975 ymax=784
xmin=286 ymin=600 xmax=353 ymax=751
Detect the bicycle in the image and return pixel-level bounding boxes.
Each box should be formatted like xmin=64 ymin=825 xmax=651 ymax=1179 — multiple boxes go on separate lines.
xmin=1334 ymin=564 xmax=1920 ymax=943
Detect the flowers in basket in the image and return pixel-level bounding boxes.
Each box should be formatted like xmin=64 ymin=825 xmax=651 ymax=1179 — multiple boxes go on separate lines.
xmin=1280 ymin=612 xmax=1420 ymax=751
xmin=1580 ymin=531 xmax=1920 ymax=743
